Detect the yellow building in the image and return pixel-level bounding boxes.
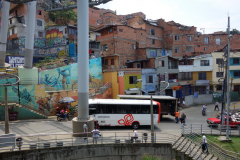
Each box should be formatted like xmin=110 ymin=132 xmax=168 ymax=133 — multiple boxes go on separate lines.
xmin=212 ymin=51 xmax=240 ymax=95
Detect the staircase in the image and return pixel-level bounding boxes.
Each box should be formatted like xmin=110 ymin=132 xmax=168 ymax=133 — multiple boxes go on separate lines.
xmin=172 ymin=136 xmax=217 ymax=160
xmin=0 ymin=98 xmax=48 ymax=119
xmin=89 ymin=82 xmax=111 ymax=99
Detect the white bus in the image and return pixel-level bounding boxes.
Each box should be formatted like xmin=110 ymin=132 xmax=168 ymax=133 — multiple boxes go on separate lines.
xmin=89 ymin=99 xmax=161 ymax=129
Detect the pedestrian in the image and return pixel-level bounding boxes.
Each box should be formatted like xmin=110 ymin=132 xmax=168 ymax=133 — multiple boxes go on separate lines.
xmin=175 ymin=110 xmax=179 ymax=123
xmin=201 ymin=132 xmax=208 ymax=153
xmin=83 ymin=122 xmax=88 ymax=142
xmin=182 ymin=113 xmax=186 ymax=124
xmin=182 ymin=100 xmax=186 ymax=108
xmin=214 ymin=101 xmax=219 ymax=111
xmin=95 ymin=120 xmax=101 ymax=136
xmin=180 ymin=115 xmax=185 ymax=129
xmin=177 ymin=99 xmax=180 ymax=108
xmin=131 ymin=129 xmax=138 ymax=143
xmin=91 ymin=127 xmax=100 ymax=144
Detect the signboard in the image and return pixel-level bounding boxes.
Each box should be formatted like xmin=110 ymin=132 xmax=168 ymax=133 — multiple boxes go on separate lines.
xmin=179 ymin=81 xmax=189 ymax=85
xmin=172 ymin=86 xmax=181 ymax=90
xmin=8 ymin=56 xmax=24 ymax=68
xmin=196 ymin=80 xmax=210 ymax=86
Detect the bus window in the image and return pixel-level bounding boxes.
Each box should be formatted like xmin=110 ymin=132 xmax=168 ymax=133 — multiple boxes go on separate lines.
xmin=97 ymin=104 xmax=106 ymax=113
xmin=141 ymin=105 xmax=149 ymax=114
xmin=89 ymin=108 xmax=96 ymax=115
xmin=117 ymin=105 xmax=128 ymax=114
xmin=153 ymin=105 xmax=159 ymax=114
xmin=129 ymin=105 xmax=141 ymax=114
xmin=106 ymin=104 xmax=117 ymax=114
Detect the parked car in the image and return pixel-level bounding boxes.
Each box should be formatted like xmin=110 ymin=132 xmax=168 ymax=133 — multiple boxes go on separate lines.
xmin=207 ymin=116 xmax=240 ymax=129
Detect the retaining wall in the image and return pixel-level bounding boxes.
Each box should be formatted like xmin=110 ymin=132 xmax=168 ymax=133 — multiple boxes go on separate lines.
xmin=0 ymin=143 xmax=192 ymax=160
xmin=185 ymin=94 xmax=213 ymax=107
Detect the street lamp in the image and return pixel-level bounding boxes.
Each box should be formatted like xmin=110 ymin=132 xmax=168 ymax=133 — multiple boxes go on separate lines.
xmin=0 ymin=70 xmax=20 ymax=134
xmin=135 ymin=79 xmax=169 ymax=143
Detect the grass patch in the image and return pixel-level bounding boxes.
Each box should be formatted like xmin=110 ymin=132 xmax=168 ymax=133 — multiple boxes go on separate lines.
xmin=141 ymin=155 xmax=163 ymax=160
xmin=206 ymin=135 xmax=240 ymax=154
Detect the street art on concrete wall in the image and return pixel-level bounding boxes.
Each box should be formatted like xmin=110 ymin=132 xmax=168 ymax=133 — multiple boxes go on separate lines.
xmin=39 ymin=57 xmax=103 ymax=90
xmin=19 ymin=46 xmax=68 ymax=57
xmin=7 ymin=56 xmax=24 ymax=68
xmin=46 ymin=29 xmax=66 ymax=48
xmin=19 ymin=37 xmax=46 ymax=48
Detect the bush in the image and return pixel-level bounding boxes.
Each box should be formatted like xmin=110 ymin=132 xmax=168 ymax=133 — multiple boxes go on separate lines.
xmin=142 ymin=155 xmax=163 ymax=160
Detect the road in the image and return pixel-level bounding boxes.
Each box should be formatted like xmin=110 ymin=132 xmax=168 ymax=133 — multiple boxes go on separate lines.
xmin=0 ymin=103 xmax=219 ymax=136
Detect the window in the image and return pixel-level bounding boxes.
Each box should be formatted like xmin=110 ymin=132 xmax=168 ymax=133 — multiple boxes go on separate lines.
xmin=10 ymin=19 xmax=12 ymax=24
xmin=111 ymin=59 xmax=114 ymax=65
xmin=200 ymin=60 xmax=209 ymax=66
xmin=151 ymin=39 xmax=155 ymax=44
xmin=175 ymin=36 xmax=179 ymax=41
xmin=233 ymin=58 xmax=239 ymax=64
xmin=109 ymin=29 xmax=113 ymax=32
xmin=216 ymin=72 xmax=223 ymax=77
xmin=179 ymin=72 xmax=193 ymax=81
xmin=216 ymin=58 xmax=223 ymax=64
xmin=132 ymin=44 xmax=136 ymax=49
xmin=175 ymin=47 xmax=179 ymax=53
xmin=204 ymin=37 xmax=209 ymax=44
xmin=136 ymin=63 xmax=140 ymax=68
xmin=158 ymin=60 xmax=164 ymax=67
xmin=146 ymin=75 xmax=153 ymax=83
xmin=36 ymin=10 xmax=42 ymax=15
xmin=233 ymin=71 xmax=240 ymax=77
xmin=216 ymin=85 xmax=222 ymax=91
xmin=198 ymin=72 xmax=206 ymax=80
xmin=69 ymin=28 xmax=76 ymax=35
xmin=119 ymin=29 xmax=123 ymax=32
xmin=150 ymin=50 xmax=156 ymax=57
xmin=104 ymin=59 xmax=108 ymax=65
xmin=150 ymin=28 xmax=155 ymax=35
xmin=12 ymin=28 xmax=15 ymax=35
xmin=204 ymin=48 xmax=207 ymax=51
xmin=187 ymin=36 xmax=192 ymax=41
xmin=38 ymin=31 xmax=43 ymax=37
xmin=97 ymin=20 xmax=101 ymax=24
xmin=129 ymin=76 xmax=137 ymax=84
xmin=216 ymin=38 xmax=220 ymax=45
xmin=102 ymin=44 xmax=108 ymax=51
xmin=37 ymin=20 xmax=42 ymax=26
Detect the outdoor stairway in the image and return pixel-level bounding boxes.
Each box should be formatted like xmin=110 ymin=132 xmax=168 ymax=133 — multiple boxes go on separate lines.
xmin=172 ymin=136 xmax=218 ymax=160
xmin=0 ymin=102 xmax=48 ymax=119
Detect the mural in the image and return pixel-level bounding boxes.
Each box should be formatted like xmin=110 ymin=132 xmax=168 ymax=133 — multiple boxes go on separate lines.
xmin=8 ymin=56 xmax=24 ymax=68
xmin=19 ymin=37 xmax=46 ymax=48
xmin=19 ymin=46 xmax=68 ymax=57
xmin=39 ymin=58 xmax=103 ymax=90
xmin=46 ymin=29 xmax=65 ymax=47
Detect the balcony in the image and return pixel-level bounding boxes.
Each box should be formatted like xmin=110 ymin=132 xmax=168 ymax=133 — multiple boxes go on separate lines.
xmin=178 ymin=65 xmax=194 ymax=72
xmin=168 ymin=65 xmax=178 ymax=69
xmin=89 ymin=43 xmax=100 ymax=50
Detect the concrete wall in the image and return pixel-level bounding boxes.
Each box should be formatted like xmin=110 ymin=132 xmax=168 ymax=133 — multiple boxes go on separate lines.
xmin=103 ymin=71 xmax=119 ymax=99
xmin=124 ymin=73 xmax=142 ymax=90
xmin=185 ymin=94 xmax=213 ymax=106
xmin=141 ymin=68 xmax=157 ymax=93
xmin=0 ymin=144 xmax=192 ymax=160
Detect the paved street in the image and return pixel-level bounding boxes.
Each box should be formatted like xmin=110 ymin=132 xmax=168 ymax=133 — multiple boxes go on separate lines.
xmin=0 ymin=103 xmax=220 ymax=136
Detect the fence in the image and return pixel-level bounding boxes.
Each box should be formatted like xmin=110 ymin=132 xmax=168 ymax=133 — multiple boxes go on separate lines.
xmin=188 ymin=123 xmax=240 ymax=136
xmin=0 ymin=131 xmax=178 ymax=153
xmin=182 ymin=125 xmax=239 ymax=160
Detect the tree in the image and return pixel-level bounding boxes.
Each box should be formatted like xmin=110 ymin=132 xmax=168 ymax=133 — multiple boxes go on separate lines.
xmin=48 ymin=9 xmax=77 ymax=25
xmin=230 ymin=29 xmax=240 ymax=35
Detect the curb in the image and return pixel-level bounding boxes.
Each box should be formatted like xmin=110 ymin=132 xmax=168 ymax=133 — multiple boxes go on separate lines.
xmin=0 ymin=117 xmax=57 ymax=124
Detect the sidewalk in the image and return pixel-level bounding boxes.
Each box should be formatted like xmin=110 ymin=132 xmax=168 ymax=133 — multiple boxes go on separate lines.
xmin=0 ymin=116 xmax=56 ymax=124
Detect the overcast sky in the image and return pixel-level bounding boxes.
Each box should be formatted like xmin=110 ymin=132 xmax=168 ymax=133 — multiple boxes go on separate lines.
xmin=98 ymin=0 xmax=240 ymax=34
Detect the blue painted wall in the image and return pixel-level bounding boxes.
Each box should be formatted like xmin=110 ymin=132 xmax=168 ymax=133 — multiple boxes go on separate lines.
xmin=141 ymin=69 xmax=157 ymax=94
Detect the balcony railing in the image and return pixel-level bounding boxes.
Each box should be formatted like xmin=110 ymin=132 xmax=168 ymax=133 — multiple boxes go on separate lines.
xmin=168 ymin=66 xmax=178 ymax=69
xmin=89 ymin=44 xmax=100 ymax=50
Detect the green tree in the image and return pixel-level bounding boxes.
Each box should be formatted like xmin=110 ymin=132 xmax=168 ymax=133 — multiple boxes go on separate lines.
xmin=48 ymin=9 xmax=77 ymax=25
xmin=230 ymin=29 xmax=240 ymax=35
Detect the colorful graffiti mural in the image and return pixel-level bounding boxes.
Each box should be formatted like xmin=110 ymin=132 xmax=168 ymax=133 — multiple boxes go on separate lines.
xmin=46 ymin=29 xmax=65 ymax=47
xmin=19 ymin=37 xmax=46 ymax=48
xmin=19 ymin=46 xmax=60 ymax=57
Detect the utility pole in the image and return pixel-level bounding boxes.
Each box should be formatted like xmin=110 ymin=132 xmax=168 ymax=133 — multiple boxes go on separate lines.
xmin=226 ymin=16 xmax=230 ymax=139
xmin=150 ymin=94 xmax=154 ymax=143
xmin=4 ymin=86 xmax=9 ymax=134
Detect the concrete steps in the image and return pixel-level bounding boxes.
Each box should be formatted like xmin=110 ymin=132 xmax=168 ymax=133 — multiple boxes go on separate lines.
xmin=172 ymin=136 xmax=219 ymax=160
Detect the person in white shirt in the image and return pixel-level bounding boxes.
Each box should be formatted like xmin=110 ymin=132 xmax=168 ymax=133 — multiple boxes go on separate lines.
xmin=202 ymin=104 xmax=207 ymax=111
xmin=131 ymin=129 xmax=138 ymax=143
xmin=182 ymin=100 xmax=186 ymax=108
xmin=214 ymin=101 xmax=219 ymax=111
xmin=83 ymin=122 xmax=88 ymax=142
xmin=202 ymin=132 xmax=208 ymax=153
xmin=91 ymin=127 xmax=100 ymax=144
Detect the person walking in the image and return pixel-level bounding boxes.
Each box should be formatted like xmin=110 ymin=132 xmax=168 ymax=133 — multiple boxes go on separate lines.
xmin=214 ymin=101 xmax=219 ymax=111
xmin=91 ymin=127 xmax=100 ymax=144
xmin=182 ymin=113 xmax=186 ymax=124
xmin=175 ymin=111 xmax=179 ymax=123
xmin=95 ymin=120 xmax=101 ymax=136
xmin=177 ymin=99 xmax=180 ymax=108
xmin=131 ymin=129 xmax=138 ymax=143
xmin=201 ymin=132 xmax=208 ymax=153
xmin=180 ymin=115 xmax=185 ymax=129
xmin=83 ymin=122 xmax=88 ymax=142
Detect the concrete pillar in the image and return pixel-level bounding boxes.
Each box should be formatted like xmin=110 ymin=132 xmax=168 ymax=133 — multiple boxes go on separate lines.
xmin=77 ymin=0 xmax=89 ymax=120
xmin=72 ymin=0 xmax=94 ymax=136
xmin=24 ymin=1 xmax=37 ymax=68
xmin=0 ymin=1 xmax=10 ymax=67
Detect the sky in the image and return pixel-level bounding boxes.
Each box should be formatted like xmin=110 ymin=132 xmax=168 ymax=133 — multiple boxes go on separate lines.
xmin=98 ymin=0 xmax=240 ymax=34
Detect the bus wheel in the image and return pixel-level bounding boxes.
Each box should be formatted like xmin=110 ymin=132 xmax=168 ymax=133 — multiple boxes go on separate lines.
xmin=132 ymin=122 xmax=139 ymax=129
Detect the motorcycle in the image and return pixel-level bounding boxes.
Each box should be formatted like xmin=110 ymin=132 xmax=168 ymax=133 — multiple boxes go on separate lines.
xmin=202 ymin=109 xmax=206 ymax=116
xmin=66 ymin=112 xmax=74 ymax=121
xmin=57 ymin=113 xmax=68 ymax=122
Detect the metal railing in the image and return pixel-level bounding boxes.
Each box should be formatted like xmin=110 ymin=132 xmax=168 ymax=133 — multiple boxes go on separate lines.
xmin=182 ymin=125 xmax=239 ymax=160
xmin=188 ymin=123 xmax=240 ymax=136
xmin=0 ymin=131 xmax=178 ymax=153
